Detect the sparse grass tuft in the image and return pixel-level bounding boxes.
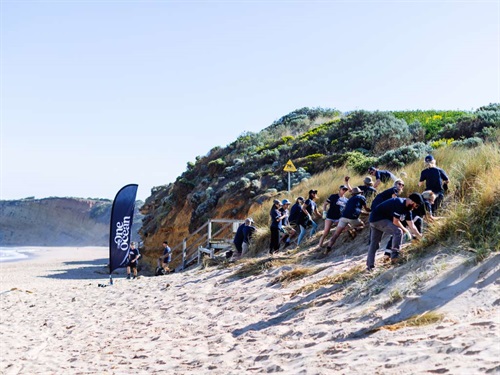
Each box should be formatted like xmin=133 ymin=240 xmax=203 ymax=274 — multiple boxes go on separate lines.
xmin=370 ymin=311 xmax=444 ymax=333
xmin=269 ymin=266 xmax=328 ymax=287
xmin=201 ymin=255 xmax=234 ymax=270
xmin=229 ymin=256 xmax=299 ymax=279
xmin=291 ymin=264 xmax=365 ymax=298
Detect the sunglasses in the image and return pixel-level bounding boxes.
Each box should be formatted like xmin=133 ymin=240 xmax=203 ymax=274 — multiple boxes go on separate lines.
xmin=397 ymin=183 xmax=405 ymax=186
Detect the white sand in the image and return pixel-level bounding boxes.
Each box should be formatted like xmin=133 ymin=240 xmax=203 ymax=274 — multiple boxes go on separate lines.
xmin=0 ymin=247 xmax=499 ymax=374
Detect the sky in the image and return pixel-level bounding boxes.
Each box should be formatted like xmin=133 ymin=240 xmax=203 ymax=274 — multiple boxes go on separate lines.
xmin=1 ymin=0 xmax=499 ymax=202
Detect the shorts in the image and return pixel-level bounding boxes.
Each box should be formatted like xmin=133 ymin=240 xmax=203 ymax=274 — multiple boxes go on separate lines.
xmin=129 ymin=261 xmax=138 ymax=269
xmin=337 ymin=217 xmax=363 ymax=229
xmin=325 ymin=218 xmax=340 ymax=224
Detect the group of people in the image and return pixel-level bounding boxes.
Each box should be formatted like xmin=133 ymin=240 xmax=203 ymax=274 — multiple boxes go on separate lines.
xmin=268 ymin=154 xmax=450 ymax=271
xmin=151 ymin=155 xmax=449 ymax=275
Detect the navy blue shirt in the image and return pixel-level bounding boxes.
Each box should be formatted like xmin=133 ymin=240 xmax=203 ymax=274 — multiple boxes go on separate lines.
xmin=326 ymin=194 xmax=347 ymax=220
xmin=375 ymin=170 xmax=395 ymax=183
xmin=233 ymin=223 xmax=245 ymax=247
xmin=358 ymin=185 xmax=377 ymax=199
xmin=419 ymin=167 xmax=449 ymax=194
xmin=412 ymin=200 xmax=432 ymax=218
xmin=304 ymin=198 xmax=317 ymax=215
xmin=128 ymin=248 xmax=140 ymax=263
xmin=342 ymin=194 xmax=367 ymax=219
xmin=369 ymin=197 xmax=413 ymax=223
xmin=242 ymin=225 xmax=256 ymax=244
xmin=371 ymin=187 xmax=399 ymax=210
xmin=289 ymin=203 xmax=302 ymax=224
xmin=270 ymin=207 xmax=282 ymax=228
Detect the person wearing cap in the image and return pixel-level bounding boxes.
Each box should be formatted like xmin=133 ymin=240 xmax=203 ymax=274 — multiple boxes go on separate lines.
xmin=126 ymin=242 xmax=141 ymax=279
xmin=323 ymin=187 xmax=371 ymax=252
xmin=269 ymin=199 xmax=286 ymax=255
xmin=241 ymin=218 xmax=256 ymax=257
xmin=358 ymin=176 xmax=378 ymax=199
xmin=297 ymin=190 xmax=321 ymax=245
xmin=418 ymin=155 xmax=449 ymax=213
xmin=157 ymin=240 xmax=172 ymax=273
xmin=279 ymin=199 xmax=296 ymax=248
xmin=366 ymin=193 xmax=424 ymax=271
xmin=318 ymin=184 xmax=349 ymax=247
xmin=368 ymin=167 xmax=397 ymax=189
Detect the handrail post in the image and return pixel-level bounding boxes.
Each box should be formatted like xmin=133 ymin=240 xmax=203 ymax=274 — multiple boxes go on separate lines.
xmin=182 ymin=239 xmax=187 ymax=270
xmin=207 ymin=219 xmax=212 ymax=248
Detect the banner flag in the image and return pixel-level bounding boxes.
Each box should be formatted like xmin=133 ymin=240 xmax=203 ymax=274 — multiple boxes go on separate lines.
xmin=109 ymin=184 xmax=138 ymax=274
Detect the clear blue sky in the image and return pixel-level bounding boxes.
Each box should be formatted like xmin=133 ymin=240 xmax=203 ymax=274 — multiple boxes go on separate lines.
xmin=1 ymin=0 xmax=499 ymax=202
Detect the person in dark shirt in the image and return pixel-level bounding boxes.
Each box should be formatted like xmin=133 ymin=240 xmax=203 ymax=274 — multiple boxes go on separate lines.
xmin=418 ymin=155 xmax=449 ymax=213
xmin=230 ymin=222 xmax=246 ymax=259
xmin=127 ymin=242 xmax=140 ymax=279
xmin=368 ymin=166 xmax=397 ymax=189
xmin=366 ymin=193 xmax=424 ymax=271
xmin=371 ymin=179 xmax=405 ymax=210
xmin=358 ymin=176 xmax=378 ymax=199
xmin=323 ymin=187 xmax=371 ymax=252
xmin=319 ymin=184 xmax=349 ymax=247
xmin=157 ymin=240 xmax=172 ymax=272
xmin=269 ymin=199 xmax=285 ymax=255
xmin=279 ymin=199 xmax=297 ymax=248
xmin=297 ymin=190 xmax=321 ymax=245
xmin=241 ymin=218 xmax=256 ymax=257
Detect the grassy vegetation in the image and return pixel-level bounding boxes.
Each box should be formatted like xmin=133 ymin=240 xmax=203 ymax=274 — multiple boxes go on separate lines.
xmin=369 ymin=311 xmax=444 ymax=333
xmin=239 ymin=132 xmax=500 ymax=308
xmin=229 ymin=256 xmax=300 ymax=280
xmin=290 ymin=265 xmax=365 ymax=298
xmin=269 ymin=266 xmax=328 ymax=287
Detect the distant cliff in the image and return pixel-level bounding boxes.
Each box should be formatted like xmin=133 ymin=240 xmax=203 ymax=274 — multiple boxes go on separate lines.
xmin=0 ymin=197 xmax=143 ymax=246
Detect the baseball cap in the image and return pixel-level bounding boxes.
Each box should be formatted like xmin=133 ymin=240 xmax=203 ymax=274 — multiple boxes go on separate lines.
xmin=309 ymin=189 xmax=318 ymax=195
xmin=282 ymin=199 xmax=291 ymax=205
xmin=297 ymin=196 xmax=305 ymax=202
xmin=368 ymin=166 xmax=376 ymax=172
xmin=364 ymin=176 xmax=374 ymax=185
xmin=273 ymin=199 xmax=281 ymax=205
xmin=339 ymin=185 xmax=348 ymax=190
xmin=425 ymin=155 xmax=435 ymax=162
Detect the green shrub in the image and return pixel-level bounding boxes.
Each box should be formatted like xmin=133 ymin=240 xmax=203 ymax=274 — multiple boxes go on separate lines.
xmin=376 ymin=142 xmax=429 ymax=169
xmin=451 ymin=137 xmax=484 ymax=148
xmin=430 ymin=138 xmax=454 ymax=149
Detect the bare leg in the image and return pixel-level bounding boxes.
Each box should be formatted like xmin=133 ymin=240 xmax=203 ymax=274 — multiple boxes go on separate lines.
xmin=319 ymin=220 xmax=333 ymax=247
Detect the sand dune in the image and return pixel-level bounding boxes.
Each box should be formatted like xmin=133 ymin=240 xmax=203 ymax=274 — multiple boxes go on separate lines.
xmin=0 ymin=247 xmax=498 ymax=374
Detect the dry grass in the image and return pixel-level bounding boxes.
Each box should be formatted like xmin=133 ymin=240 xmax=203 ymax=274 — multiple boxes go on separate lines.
xmin=229 ymin=256 xmax=299 ymax=279
xmin=269 ymin=265 xmax=328 ymax=287
xmin=370 ymin=311 xmax=444 ymax=333
xmin=290 ymin=264 xmax=365 ymax=298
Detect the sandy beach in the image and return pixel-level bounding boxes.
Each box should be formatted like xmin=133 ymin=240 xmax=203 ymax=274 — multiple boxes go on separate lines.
xmin=0 ymin=247 xmax=499 ymax=374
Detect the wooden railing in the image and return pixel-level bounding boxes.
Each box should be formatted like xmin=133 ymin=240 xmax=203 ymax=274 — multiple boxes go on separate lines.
xmin=170 ymin=218 xmax=244 ymax=271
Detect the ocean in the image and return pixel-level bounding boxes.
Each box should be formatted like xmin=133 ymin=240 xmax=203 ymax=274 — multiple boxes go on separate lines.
xmin=0 ymin=247 xmax=47 ymax=263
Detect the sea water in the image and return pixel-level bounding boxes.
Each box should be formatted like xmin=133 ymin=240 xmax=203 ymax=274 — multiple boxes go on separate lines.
xmin=0 ymin=247 xmax=47 ymax=262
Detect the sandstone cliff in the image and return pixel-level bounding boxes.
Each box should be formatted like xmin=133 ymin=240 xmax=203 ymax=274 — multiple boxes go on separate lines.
xmin=0 ymin=197 xmax=143 ymax=246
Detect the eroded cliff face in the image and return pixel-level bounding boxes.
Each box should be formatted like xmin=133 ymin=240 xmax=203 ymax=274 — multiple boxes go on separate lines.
xmin=0 ymin=198 xmax=143 ymax=246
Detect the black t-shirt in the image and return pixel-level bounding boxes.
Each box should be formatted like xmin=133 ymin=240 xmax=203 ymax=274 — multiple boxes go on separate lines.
xmin=419 ymin=167 xmax=449 ymax=194
xmin=326 ymin=194 xmax=347 ymax=220
xmin=369 ymin=197 xmax=413 ymax=223
xmin=371 ymin=187 xmax=398 ymax=210
xmin=342 ymin=195 xmax=367 ymax=219
xmin=358 ymin=185 xmax=377 ymax=199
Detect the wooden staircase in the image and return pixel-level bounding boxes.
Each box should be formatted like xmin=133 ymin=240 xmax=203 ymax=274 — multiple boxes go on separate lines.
xmin=169 ymin=219 xmax=244 ymax=272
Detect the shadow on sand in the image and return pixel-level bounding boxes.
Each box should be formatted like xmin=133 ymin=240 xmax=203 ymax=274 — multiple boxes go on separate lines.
xmin=41 ymin=258 xmax=117 ymax=280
